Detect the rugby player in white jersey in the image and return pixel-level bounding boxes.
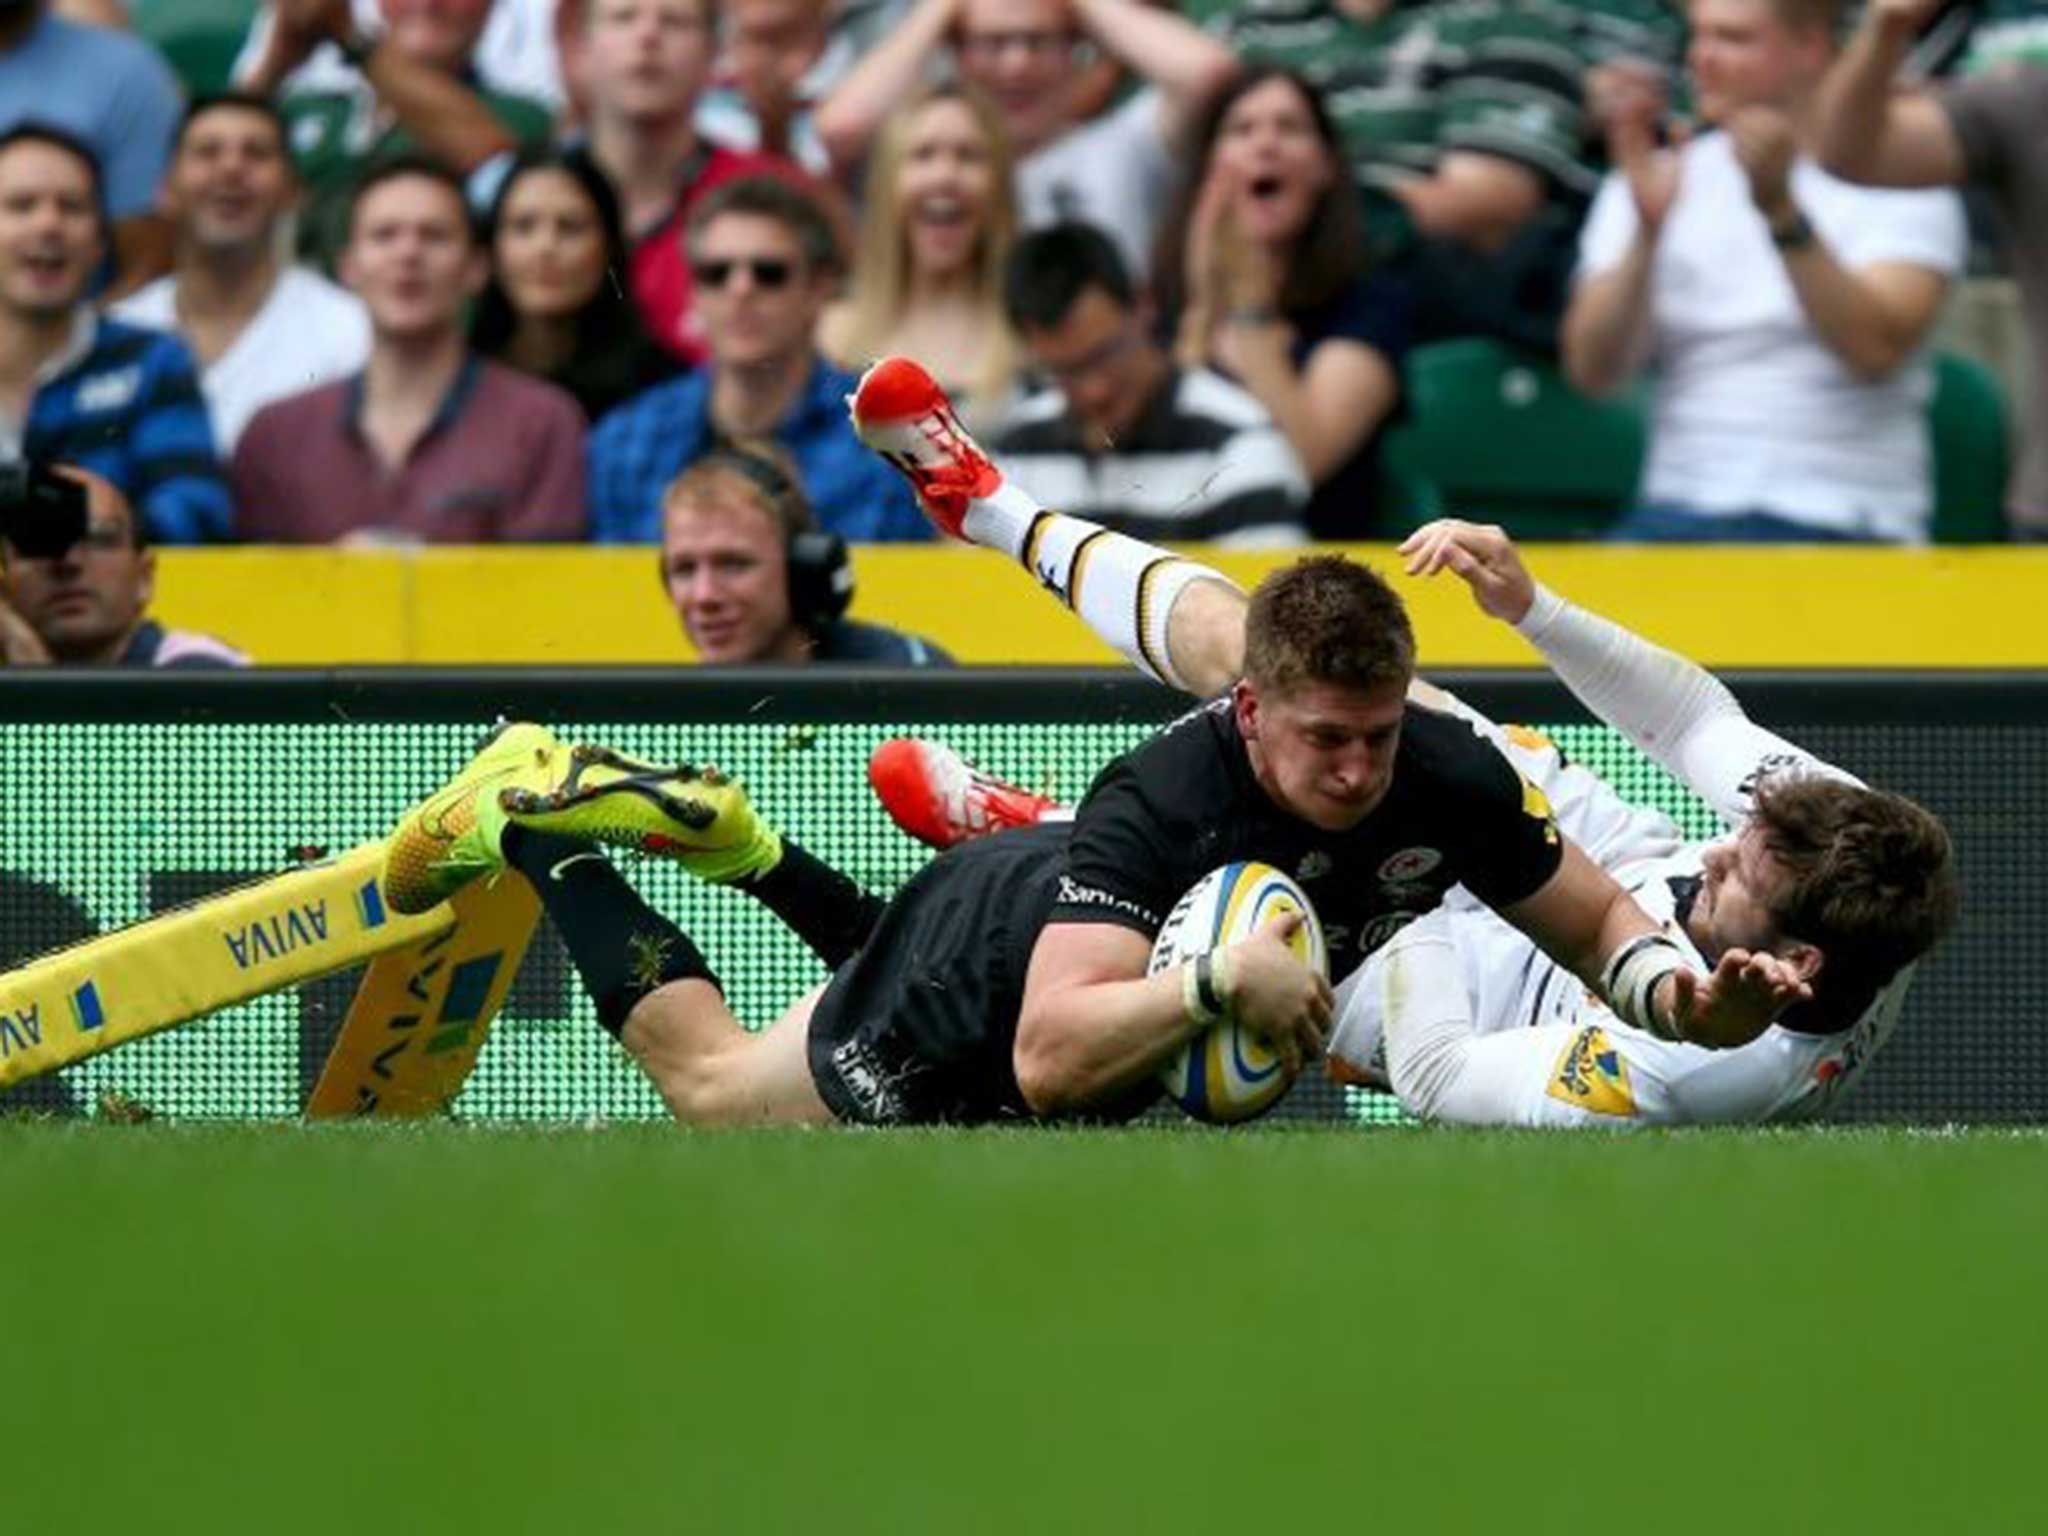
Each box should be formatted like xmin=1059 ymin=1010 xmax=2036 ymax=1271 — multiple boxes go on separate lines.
xmin=850 ymin=358 xmax=1958 ymax=1127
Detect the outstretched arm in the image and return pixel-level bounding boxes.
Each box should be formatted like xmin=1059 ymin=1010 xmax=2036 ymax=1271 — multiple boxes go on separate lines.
xmin=1400 ymin=519 xmax=1862 ymax=823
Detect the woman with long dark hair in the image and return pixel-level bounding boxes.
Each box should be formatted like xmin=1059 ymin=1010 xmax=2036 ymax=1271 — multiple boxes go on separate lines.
xmin=1155 ymin=67 xmax=1413 ymax=538
xmin=473 ymin=146 xmax=678 ymax=425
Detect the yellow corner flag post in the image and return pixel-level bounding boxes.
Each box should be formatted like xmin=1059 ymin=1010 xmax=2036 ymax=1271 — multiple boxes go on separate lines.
xmin=0 ymin=844 xmax=446 ymax=1091
xmin=0 ymin=844 xmax=540 ymax=1119
xmin=307 ymin=871 xmax=541 ymax=1118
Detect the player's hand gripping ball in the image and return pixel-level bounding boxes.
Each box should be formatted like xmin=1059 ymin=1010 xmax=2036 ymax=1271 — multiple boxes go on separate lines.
xmin=1149 ymin=862 xmax=1328 ymax=1123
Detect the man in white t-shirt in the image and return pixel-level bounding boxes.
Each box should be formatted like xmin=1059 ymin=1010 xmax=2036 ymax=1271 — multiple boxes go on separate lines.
xmin=813 ymin=0 xmax=1237 ymax=277
xmin=114 ymin=95 xmax=370 ymax=455
xmin=1562 ymin=0 xmax=1965 ymax=543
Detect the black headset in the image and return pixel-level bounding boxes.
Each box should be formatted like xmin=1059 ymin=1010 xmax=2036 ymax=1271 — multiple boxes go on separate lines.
xmin=686 ymin=442 xmax=854 ymax=636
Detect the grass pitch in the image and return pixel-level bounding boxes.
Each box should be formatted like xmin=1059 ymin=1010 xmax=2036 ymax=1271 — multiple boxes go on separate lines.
xmin=5 ymin=1122 xmax=2043 ymax=1535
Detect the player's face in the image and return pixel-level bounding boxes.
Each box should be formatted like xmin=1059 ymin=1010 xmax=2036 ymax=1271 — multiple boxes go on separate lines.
xmin=0 ymin=142 xmax=102 ymax=320
xmin=955 ymin=0 xmax=1078 ymax=153
xmin=169 ymin=107 xmax=295 ymax=253
xmin=897 ymin=97 xmax=997 ymax=281
xmin=661 ymin=490 xmax=802 ymax=663
xmin=584 ymin=0 xmax=716 ymax=123
xmin=0 ymin=475 xmax=151 ymax=661
xmin=341 ymin=175 xmax=486 ymax=339
xmin=1235 ymin=676 xmax=1407 ymax=831
xmin=692 ymin=211 xmax=830 ymax=371
xmin=1690 ymin=827 xmax=1792 ymax=960
xmin=493 ymin=167 xmax=610 ymax=320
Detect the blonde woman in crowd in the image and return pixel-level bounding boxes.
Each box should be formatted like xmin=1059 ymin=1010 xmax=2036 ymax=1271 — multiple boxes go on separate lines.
xmin=821 ymin=83 xmax=1021 ymax=428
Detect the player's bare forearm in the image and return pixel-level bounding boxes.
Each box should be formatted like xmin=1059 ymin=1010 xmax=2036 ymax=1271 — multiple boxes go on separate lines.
xmin=1014 ymin=924 xmax=1201 ymax=1116
xmin=1503 ymin=841 xmax=1661 ymax=999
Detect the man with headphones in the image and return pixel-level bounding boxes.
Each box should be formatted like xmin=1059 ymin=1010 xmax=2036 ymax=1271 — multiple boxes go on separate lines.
xmin=659 ymin=440 xmax=953 ymax=665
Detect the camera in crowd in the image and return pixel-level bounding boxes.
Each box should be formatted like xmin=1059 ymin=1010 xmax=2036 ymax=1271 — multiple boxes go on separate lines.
xmin=0 ymin=459 xmax=90 ymax=560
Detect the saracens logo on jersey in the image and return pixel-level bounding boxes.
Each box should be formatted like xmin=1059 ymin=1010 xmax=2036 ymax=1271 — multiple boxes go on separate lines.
xmin=1377 ymin=847 xmax=1441 ymax=883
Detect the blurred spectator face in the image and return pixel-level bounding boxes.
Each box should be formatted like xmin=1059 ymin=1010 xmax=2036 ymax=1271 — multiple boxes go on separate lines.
xmin=1687 ymin=0 xmax=1827 ymax=122
xmin=0 ymin=471 xmax=152 ymax=664
xmin=898 ymin=95 xmax=998 ymax=280
xmin=166 ymin=105 xmax=295 ymax=256
xmin=691 ymin=209 xmax=831 ymax=370
xmin=1020 ymin=284 xmax=1162 ymax=449
xmin=493 ymin=165 xmax=610 ymax=320
xmin=341 ymin=174 xmax=486 ymax=341
xmin=723 ymin=0 xmax=828 ymax=108
xmin=661 ymin=480 xmax=802 ymax=662
xmin=380 ymin=0 xmax=497 ymax=72
xmin=585 ymin=0 xmax=716 ymax=123
xmin=955 ymin=0 xmax=1078 ymax=155
xmin=1210 ymin=74 xmax=1333 ymax=248
xmin=0 ymin=139 xmax=102 ymax=321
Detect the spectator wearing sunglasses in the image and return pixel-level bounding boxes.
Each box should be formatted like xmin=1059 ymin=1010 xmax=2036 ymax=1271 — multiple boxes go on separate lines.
xmin=587 ymin=175 xmax=928 ymax=542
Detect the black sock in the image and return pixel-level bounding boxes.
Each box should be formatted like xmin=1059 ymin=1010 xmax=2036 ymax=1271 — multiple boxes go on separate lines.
xmin=735 ymin=839 xmax=884 ymax=969
xmin=502 ymin=826 xmax=717 ymax=1038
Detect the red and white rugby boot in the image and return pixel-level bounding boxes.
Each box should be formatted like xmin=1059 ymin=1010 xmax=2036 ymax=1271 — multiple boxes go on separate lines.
xmin=847 ymin=356 xmax=1004 ymax=538
xmin=867 ymin=738 xmax=1060 ymax=851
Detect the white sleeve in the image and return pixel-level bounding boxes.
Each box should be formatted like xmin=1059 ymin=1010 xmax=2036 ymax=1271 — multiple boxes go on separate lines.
xmin=1829 ymin=184 xmax=1967 ymax=276
xmin=1513 ymin=584 xmax=1861 ymax=828
xmin=1379 ymin=928 xmax=1642 ymax=1127
xmin=1378 ymin=927 xmax=1814 ymax=1127
xmin=1574 ymin=171 xmax=1638 ymax=282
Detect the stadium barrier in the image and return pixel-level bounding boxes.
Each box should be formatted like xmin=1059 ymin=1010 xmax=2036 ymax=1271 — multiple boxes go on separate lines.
xmin=145 ymin=544 xmax=2048 ymax=667
xmin=2 ymin=668 xmax=2042 ymax=1123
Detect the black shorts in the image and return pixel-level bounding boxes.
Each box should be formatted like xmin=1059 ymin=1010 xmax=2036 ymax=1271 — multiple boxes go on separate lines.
xmin=806 ymin=824 xmax=1068 ymax=1125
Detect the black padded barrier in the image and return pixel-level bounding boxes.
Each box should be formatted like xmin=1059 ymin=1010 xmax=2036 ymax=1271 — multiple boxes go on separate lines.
xmin=2 ymin=669 xmax=2041 ymax=1123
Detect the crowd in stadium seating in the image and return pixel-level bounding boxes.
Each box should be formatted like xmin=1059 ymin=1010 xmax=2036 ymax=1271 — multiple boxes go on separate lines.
xmin=0 ymin=0 xmax=2042 ymax=618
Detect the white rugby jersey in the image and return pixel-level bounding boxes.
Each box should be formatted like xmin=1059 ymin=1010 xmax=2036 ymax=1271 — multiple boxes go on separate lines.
xmin=1326 ymin=596 xmax=1918 ymax=1128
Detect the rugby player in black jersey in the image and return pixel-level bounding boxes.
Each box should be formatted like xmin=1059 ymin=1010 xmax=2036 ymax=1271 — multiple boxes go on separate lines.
xmin=380 ymin=550 xmax=1808 ymax=1126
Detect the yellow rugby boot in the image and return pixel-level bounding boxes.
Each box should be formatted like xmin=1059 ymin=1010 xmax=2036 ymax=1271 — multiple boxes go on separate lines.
xmin=381 ymin=721 xmax=568 ymax=914
xmin=501 ymin=744 xmax=784 ymax=884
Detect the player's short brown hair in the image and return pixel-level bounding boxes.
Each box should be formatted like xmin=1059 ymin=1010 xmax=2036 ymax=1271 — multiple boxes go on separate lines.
xmin=1752 ymin=775 xmax=1959 ymax=996
xmin=1242 ymin=556 xmax=1415 ymax=697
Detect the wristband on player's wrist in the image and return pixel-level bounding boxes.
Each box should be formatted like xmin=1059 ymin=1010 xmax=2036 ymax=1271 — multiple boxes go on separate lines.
xmin=1181 ymin=949 xmax=1233 ymax=1025
xmin=1599 ymin=932 xmax=1689 ymax=1041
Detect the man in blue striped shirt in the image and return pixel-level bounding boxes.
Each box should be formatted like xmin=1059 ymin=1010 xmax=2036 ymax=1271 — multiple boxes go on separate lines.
xmin=0 ymin=125 xmax=232 ymax=545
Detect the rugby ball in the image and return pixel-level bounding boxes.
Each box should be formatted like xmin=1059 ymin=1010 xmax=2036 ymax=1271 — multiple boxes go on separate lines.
xmin=1149 ymin=862 xmax=1328 ymax=1124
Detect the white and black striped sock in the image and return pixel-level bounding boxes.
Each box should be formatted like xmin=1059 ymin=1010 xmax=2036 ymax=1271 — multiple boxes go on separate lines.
xmin=961 ymin=483 xmax=1230 ymax=692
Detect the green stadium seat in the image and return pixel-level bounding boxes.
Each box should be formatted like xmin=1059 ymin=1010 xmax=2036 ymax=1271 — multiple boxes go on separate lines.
xmin=132 ymin=0 xmax=260 ymax=97
xmin=1927 ymin=351 xmax=2012 ymax=544
xmin=1380 ymin=339 xmax=1647 ymax=541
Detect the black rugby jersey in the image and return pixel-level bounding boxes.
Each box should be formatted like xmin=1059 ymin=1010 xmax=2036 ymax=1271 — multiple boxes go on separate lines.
xmin=1049 ymin=696 xmax=1565 ymax=980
